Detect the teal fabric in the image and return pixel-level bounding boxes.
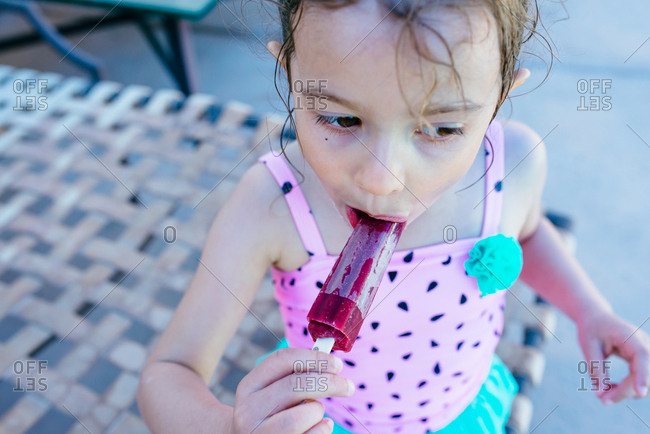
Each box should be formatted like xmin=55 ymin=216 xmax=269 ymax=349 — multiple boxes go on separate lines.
xmin=464 ymin=234 xmax=524 ymax=297
xmin=255 ymin=338 xmax=518 ymax=434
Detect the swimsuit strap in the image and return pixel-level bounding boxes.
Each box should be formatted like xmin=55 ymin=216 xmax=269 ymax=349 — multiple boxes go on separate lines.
xmin=258 ymin=151 xmax=329 ymax=257
xmin=480 ymin=118 xmax=505 ymax=237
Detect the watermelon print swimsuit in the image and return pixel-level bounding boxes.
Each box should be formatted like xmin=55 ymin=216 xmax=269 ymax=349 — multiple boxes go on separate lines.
xmin=255 ymin=119 xmax=520 ymax=433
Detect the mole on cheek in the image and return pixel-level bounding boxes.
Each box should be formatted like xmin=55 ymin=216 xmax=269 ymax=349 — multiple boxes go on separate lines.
xmin=325 ymin=137 xmax=328 ymax=141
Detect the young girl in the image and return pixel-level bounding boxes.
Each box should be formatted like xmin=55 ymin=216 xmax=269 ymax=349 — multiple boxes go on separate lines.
xmin=136 ymin=0 xmax=650 ymax=432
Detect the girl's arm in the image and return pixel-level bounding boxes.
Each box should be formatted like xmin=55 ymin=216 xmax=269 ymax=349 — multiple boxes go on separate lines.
xmin=137 ymin=361 xmax=234 ymax=433
xmin=505 ymin=119 xmax=614 ymax=323
xmin=509 ymin=120 xmax=650 ymax=403
xmin=518 ymin=212 xmax=614 ymax=325
xmin=136 ymin=162 xmax=283 ymax=433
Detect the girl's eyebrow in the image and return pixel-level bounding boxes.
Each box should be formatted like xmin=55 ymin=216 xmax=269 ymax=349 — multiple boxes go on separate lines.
xmin=301 ymin=90 xmax=483 ymax=115
xmin=422 ymin=101 xmax=484 ymax=116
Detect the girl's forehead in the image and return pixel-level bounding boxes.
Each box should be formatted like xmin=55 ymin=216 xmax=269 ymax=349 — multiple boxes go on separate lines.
xmin=293 ymin=1 xmax=502 ymax=111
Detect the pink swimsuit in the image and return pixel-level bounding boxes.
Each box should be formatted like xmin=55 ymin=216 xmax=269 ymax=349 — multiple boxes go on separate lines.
xmin=257 ymin=119 xmax=507 ymax=433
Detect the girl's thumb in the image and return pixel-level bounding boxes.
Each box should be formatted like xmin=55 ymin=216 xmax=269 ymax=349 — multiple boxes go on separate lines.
xmin=585 ymin=340 xmax=607 ymax=397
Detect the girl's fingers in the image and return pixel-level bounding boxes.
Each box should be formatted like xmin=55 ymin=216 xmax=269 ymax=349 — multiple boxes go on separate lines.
xmin=304 ymin=417 xmax=335 ymax=434
xmin=240 ymin=347 xmax=343 ymax=396
xmin=629 ymin=337 xmax=650 ymax=397
xmin=263 ymin=399 xmax=327 ymax=434
xmin=257 ymin=371 xmax=354 ymax=416
xmin=599 ymin=374 xmax=638 ymax=404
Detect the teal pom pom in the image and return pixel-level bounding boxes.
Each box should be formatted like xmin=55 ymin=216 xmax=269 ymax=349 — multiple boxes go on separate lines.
xmin=464 ymin=234 xmax=523 ymax=297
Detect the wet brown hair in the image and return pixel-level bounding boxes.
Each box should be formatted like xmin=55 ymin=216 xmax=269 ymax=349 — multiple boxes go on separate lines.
xmin=264 ymin=0 xmax=552 ymax=193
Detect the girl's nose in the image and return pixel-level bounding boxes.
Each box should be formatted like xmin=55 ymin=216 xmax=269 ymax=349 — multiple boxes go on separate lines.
xmin=354 ymin=145 xmax=405 ymax=197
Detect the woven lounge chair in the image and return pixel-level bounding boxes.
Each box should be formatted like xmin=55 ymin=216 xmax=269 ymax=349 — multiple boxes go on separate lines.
xmin=0 ymin=66 xmax=571 ymax=433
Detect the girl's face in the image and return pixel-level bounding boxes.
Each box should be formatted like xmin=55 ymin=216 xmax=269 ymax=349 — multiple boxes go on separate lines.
xmin=276 ymin=1 xmax=504 ymax=229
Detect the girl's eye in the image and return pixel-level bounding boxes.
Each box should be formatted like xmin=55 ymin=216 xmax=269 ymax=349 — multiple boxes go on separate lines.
xmin=416 ymin=124 xmax=465 ymax=141
xmin=314 ymin=114 xmax=361 ymax=131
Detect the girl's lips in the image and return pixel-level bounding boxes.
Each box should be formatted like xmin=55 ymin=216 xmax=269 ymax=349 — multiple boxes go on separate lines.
xmin=344 ymin=205 xmax=408 ymax=229
xmin=346 ymin=205 xmax=361 ymax=229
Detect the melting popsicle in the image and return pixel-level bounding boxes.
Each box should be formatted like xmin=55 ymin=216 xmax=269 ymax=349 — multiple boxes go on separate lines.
xmin=307 ymin=209 xmax=405 ymax=352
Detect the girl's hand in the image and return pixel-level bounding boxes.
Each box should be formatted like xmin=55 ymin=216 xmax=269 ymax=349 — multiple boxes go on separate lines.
xmin=577 ymin=312 xmax=650 ymax=405
xmin=230 ymin=347 xmax=354 ymax=434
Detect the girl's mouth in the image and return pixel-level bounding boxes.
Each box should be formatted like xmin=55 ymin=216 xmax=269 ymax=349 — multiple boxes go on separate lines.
xmin=344 ymin=205 xmax=408 ymax=229
xmin=346 ymin=205 xmax=361 ymax=229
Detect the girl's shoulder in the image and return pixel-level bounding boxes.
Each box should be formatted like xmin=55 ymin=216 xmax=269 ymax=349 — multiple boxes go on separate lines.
xmin=233 ymin=159 xmax=296 ymax=269
xmin=499 ymin=118 xmax=549 ymax=241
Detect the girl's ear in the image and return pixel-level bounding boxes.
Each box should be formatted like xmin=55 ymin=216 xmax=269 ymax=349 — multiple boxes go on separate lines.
xmin=509 ymin=68 xmax=530 ymax=92
xmin=267 ymin=41 xmax=287 ymax=72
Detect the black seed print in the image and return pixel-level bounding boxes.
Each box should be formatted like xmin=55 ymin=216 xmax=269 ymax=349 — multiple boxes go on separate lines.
xmin=287 ymin=306 xmax=292 ymax=311
xmin=433 ymin=363 xmax=441 ymax=374
xmin=367 ymin=403 xmax=374 ymax=409
xmin=418 ymin=380 xmax=427 ymax=388
xmin=495 ymin=329 xmax=501 ymax=337
xmin=431 ymin=340 xmax=438 ymax=347
xmin=371 ymin=322 xmax=379 ymax=330
xmin=348 ymin=406 xmax=357 ymax=413
xmin=442 ymin=256 xmax=452 ymax=265
xmin=392 ymin=394 xmax=400 ymax=399
xmin=464 ymin=270 xmax=469 ymax=276
xmin=398 ymin=301 xmax=408 ymax=311
xmin=444 ymin=387 xmax=450 ymax=392
xmin=453 ymin=372 xmax=463 ymax=377
xmin=309 ymin=209 xmax=312 ymax=214
xmin=419 ymin=400 xmax=430 ymax=407
xmin=358 ymin=384 xmax=366 ymax=389
xmin=344 ymin=360 xmax=355 ymax=367
xmin=456 ymin=341 xmax=464 ymax=350
xmin=427 ymin=281 xmax=438 ymax=292
xmin=288 ymin=322 xmax=293 ymax=328
xmin=303 ymin=327 xmax=308 ymax=336
xmin=316 ymin=281 xmax=323 ymax=288
xmin=388 ymin=271 xmax=397 ymax=282
xmin=456 ymin=323 xmax=463 ymax=329
xmin=460 ymin=294 xmax=467 ymax=304
xmin=387 ymin=371 xmax=395 ymax=381
xmin=307 ymin=251 xmax=313 ymax=256
xmin=355 ymin=336 xmax=361 ymax=341
xmin=326 ymin=397 xmax=332 ymax=401
xmin=473 ymin=341 xmax=480 ymax=347
xmin=421 ymin=418 xmax=428 ymax=423
xmin=495 ymin=180 xmax=502 ymax=192
xmin=344 ymin=420 xmax=353 ymax=427
xmin=281 ymin=181 xmax=293 ymax=194
xmin=398 ymin=331 xmax=412 ymax=337
xmin=489 ymin=313 xmax=493 ymax=322
xmin=403 ymin=251 xmax=413 ymax=263
xmin=402 ymin=353 xmax=412 ymax=360
xmin=485 ymin=149 xmax=489 ymax=156
xmin=371 ymin=346 xmax=378 ymax=353
xmin=391 ymin=414 xmax=402 ymax=419
xmin=298 ymin=267 xmax=302 ymax=272
xmin=430 ymin=314 xmax=444 ymax=322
